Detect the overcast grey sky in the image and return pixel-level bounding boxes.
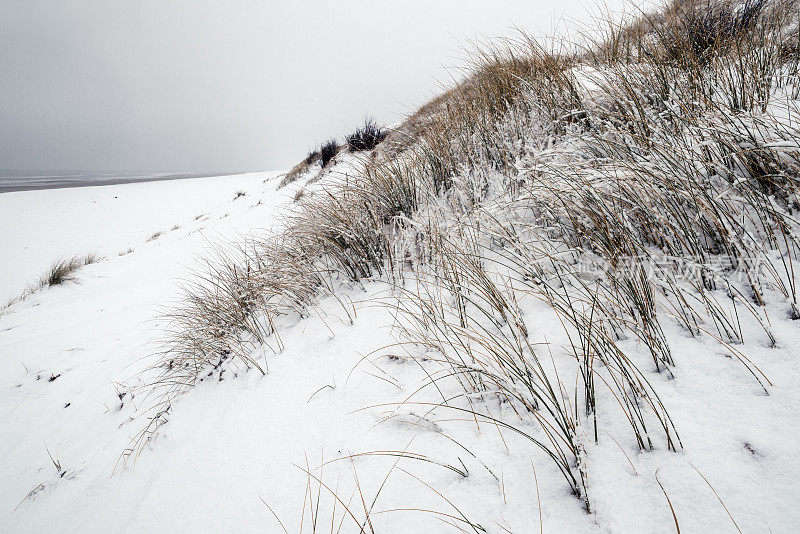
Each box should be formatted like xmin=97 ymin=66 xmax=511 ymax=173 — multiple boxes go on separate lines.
xmin=0 ymin=0 xmax=618 ymax=173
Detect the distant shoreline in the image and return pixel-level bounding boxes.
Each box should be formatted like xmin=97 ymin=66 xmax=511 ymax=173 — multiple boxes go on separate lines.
xmin=0 ymin=171 xmax=250 ymax=194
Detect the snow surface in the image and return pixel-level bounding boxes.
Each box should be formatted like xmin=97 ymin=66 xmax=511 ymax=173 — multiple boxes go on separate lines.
xmin=2 ymin=169 xmax=800 ymax=532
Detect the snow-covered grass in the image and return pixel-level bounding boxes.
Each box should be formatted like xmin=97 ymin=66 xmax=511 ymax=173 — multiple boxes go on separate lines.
xmin=3 ymin=0 xmax=800 ymax=531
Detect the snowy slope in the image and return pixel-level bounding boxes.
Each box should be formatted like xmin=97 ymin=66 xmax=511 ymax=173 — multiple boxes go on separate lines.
xmin=1 ymin=166 xmax=799 ymax=532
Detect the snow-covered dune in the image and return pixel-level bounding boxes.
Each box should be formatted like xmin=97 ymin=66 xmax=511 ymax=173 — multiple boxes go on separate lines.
xmin=1 ymin=171 xmax=583 ymax=532
xmin=2 ymin=162 xmax=800 ymax=532
xmin=0 ymin=173 xmax=275 ymax=302
xmin=3 ymin=0 xmax=800 ymax=531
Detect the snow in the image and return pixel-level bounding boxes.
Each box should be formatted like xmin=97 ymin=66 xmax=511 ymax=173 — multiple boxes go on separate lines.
xmin=1 ymin=169 xmax=800 ymax=532
xmin=0 ymin=173 xmax=272 ymax=302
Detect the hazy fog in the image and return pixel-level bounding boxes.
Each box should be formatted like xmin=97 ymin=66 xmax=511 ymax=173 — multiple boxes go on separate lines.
xmin=0 ymin=0 xmax=619 ymax=173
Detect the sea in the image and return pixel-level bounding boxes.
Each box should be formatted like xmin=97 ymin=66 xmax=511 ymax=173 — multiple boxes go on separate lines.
xmin=0 ymin=170 xmax=230 ymax=193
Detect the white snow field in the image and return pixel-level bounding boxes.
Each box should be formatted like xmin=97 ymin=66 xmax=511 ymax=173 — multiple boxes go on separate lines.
xmin=1 ymin=160 xmax=800 ymax=533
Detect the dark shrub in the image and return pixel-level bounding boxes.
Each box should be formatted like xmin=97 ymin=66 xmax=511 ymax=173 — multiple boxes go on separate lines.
xmin=346 ymin=117 xmax=388 ymax=152
xmin=304 ymin=150 xmax=320 ymax=165
xmin=320 ymin=139 xmax=340 ymax=167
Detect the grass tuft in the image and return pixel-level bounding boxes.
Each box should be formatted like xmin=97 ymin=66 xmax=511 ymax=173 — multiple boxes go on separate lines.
xmin=2 ymin=253 xmax=101 ymax=314
xmin=319 ymin=139 xmax=341 ymax=167
xmin=346 ymin=117 xmax=388 ymax=152
xmin=41 ymin=254 xmax=100 ymax=287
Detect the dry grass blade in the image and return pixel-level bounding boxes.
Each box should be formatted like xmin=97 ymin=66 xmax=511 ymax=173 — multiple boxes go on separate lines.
xmin=691 ymin=464 xmax=743 ymax=533
xmin=655 ymin=471 xmax=681 ymax=533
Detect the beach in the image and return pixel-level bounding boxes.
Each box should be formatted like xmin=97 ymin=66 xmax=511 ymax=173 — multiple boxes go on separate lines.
xmin=0 ymin=172 xmax=273 ymax=302
xmin=0 ymin=170 xmax=299 ymax=532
